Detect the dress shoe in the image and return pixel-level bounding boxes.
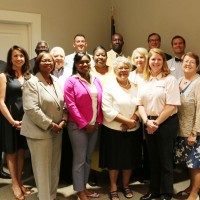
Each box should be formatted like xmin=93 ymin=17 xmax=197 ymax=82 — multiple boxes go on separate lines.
xmin=140 ymin=192 xmax=160 ymax=200
xmin=160 ymin=194 xmax=172 ymax=200
xmin=88 ymin=172 xmax=97 ymax=186
xmin=142 ymin=179 xmax=150 ymax=184
xmin=88 ymin=180 xmax=97 ymax=186
xmin=0 ymin=170 xmax=11 ymax=179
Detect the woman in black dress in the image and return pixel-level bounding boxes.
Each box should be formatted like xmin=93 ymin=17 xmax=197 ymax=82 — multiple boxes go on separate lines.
xmin=0 ymin=45 xmax=30 ymax=200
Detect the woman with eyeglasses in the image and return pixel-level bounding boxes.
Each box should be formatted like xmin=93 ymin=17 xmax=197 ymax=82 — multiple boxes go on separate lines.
xmin=64 ymin=52 xmax=103 ymax=200
xmin=99 ymin=56 xmax=141 ymax=200
xmin=21 ymin=52 xmax=66 ymax=200
xmin=174 ymin=52 xmax=200 ymax=200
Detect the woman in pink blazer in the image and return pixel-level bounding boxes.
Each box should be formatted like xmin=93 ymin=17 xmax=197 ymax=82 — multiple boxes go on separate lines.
xmin=64 ymin=53 xmax=103 ymax=200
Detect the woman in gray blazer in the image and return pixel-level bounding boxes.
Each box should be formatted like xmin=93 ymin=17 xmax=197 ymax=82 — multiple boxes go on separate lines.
xmin=21 ymin=52 xmax=67 ymax=200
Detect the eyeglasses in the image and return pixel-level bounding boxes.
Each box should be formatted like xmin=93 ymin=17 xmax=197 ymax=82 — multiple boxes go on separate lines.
xmin=117 ymin=67 xmax=130 ymax=71
xmin=41 ymin=60 xmax=53 ymax=63
xmin=183 ymin=60 xmax=196 ymax=65
xmin=149 ymin=39 xmax=160 ymax=43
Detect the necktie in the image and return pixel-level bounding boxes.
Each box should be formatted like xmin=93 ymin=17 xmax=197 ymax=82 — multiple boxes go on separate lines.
xmin=175 ymin=57 xmax=182 ymax=62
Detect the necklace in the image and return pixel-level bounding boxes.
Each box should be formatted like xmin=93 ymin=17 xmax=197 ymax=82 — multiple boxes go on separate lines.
xmin=118 ymin=80 xmax=130 ymax=88
xmin=183 ymin=74 xmax=198 ymax=85
xmin=45 ymin=79 xmax=53 ymax=85
xmin=183 ymin=80 xmax=190 ymax=85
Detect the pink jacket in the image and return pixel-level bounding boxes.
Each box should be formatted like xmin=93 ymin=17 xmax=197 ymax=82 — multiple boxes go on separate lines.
xmin=64 ymin=76 xmax=103 ymax=129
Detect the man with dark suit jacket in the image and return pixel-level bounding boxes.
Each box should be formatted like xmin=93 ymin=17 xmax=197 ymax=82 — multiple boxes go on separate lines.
xmin=148 ymin=33 xmax=172 ymax=60
xmin=0 ymin=60 xmax=6 ymax=72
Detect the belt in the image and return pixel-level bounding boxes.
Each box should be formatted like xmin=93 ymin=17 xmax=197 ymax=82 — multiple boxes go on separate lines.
xmin=148 ymin=114 xmax=177 ymax=120
xmin=148 ymin=116 xmax=158 ymax=120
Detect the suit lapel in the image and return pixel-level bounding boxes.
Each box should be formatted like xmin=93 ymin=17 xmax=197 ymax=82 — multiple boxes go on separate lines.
xmin=36 ymin=72 xmax=62 ymax=108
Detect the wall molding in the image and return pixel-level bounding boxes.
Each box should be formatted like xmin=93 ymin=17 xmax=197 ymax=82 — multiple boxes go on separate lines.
xmin=0 ymin=10 xmax=41 ymax=57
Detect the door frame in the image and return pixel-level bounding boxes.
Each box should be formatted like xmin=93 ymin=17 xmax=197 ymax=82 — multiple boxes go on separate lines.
xmin=0 ymin=9 xmax=41 ymax=58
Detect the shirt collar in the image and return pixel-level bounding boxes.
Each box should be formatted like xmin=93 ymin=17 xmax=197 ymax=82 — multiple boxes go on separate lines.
xmin=75 ymin=72 xmax=95 ymax=83
xmin=149 ymin=73 xmax=162 ymax=81
xmin=111 ymin=49 xmax=124 ymax=57
xmin=54 ymin=66 xmax=64 ymax=72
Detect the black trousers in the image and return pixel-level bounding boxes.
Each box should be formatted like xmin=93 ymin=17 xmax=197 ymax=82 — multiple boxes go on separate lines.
xmin=145 ymin=114 xmax=178 ymax=195
xmin=0 ymin=114 xmax=2 ymax=163
xmin=59 ymin=127 xmax=73 ymax=183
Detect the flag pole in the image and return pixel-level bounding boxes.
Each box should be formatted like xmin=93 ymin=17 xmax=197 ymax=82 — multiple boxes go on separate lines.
xmin=111 ymin=6 xmax=116 ymax=38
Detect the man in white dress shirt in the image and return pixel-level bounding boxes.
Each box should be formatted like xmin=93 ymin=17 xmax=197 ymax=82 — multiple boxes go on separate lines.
xmin=65 ymin=34 xmax=94 ymax=69
xmin=51 ymin=47 xmax=72 ymax=91
xmin=167 ymin=35 xmax=186 ymax=79
xmin=106 ymin=33 xmax=125 ymax=68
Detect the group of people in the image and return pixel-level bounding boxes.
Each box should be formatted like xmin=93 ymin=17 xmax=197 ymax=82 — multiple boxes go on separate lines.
xmin=0 ymin=32 xmax=199 ymax=200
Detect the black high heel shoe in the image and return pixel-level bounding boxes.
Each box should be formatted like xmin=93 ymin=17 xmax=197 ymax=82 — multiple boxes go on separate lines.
xmin=0 ymin=169 xmax=11 ymax=179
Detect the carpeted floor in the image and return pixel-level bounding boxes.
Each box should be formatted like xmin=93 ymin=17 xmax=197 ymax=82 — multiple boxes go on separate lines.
xmin=0 ymin=158 xmax=191 ymax=200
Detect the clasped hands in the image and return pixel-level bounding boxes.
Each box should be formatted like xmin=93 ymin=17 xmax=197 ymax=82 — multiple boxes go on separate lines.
xmin=84 ymin=122 xmax=99 ymax=134
xmin=187 ymin=133 xmax=197 ymax=146
xmin=50 ymin=121 xmax=66 ymax=134
xmin=13 ymin=120 xmax=22 ymax=130
xmin=146 ymin=120 xmax=159 ymax=134
xmin=120 ymin=119 xmax=137 ymax=132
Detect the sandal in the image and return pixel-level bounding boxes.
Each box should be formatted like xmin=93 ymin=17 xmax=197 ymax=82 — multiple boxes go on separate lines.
xmin=109 ymin=191 xmax=119 ymax=200
xmin=21 ymin=186 xmax=32 ymax=195
xmin=122 ymin=187 xmax=133 ymax=199
xmin=176 ymin=190 xmax=190 ymax=196
xmin=86 ymin=191 xmax=100 ymax=198
xmin=77 ymin=192 xmax=89 ymax=200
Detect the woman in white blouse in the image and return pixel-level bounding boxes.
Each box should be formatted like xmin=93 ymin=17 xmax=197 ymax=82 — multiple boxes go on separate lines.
xmin=99 ymin=56 xmax=142 ymax=200
xmin=137 ymin=48 xmax=180 ymax=200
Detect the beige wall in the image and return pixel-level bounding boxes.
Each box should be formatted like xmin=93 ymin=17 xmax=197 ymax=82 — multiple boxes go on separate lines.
xmin=1 ymin=0 xmax=200 ymax=58
xmin=0 ymin=0 xmax=111 ymax=58
xmin=111 ymin=0 xmax=200 ymax=57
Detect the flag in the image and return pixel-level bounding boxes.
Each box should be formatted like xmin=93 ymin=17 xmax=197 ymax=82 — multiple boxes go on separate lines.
xmin=111 ymin=6 xmax=116 ymax=38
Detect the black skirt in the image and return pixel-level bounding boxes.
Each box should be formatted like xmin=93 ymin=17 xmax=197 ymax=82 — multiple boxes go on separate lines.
xmin=99 ymin=125 xmax=142 ymax=170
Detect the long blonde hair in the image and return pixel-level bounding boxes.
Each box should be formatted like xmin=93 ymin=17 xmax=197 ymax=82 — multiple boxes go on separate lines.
xmin=143 ymin=48 xmax=170 ymax=81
